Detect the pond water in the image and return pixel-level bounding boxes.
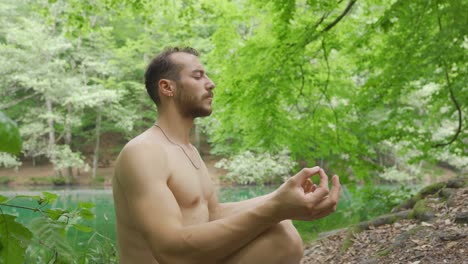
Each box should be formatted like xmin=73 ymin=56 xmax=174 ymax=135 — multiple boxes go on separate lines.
xmin=0 ymin=184 xmax=389 ymax=246
xmin=0 ymin=185 xmax=279 ymax=243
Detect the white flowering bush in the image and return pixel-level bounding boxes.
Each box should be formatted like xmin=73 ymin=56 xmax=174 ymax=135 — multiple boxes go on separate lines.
xmin=379 ymin=166 xmax=419 ymax=182
xmin=48 ymin=145 xmax=90 ymax=172
xmin=215 ymin=149 xmax=297 ymax=185
xmin=0 ymin=152 xmax=22 ymax=169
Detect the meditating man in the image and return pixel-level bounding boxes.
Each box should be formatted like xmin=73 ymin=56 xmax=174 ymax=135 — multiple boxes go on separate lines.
xmin=112 ymin=47 xmax=342 ymax=264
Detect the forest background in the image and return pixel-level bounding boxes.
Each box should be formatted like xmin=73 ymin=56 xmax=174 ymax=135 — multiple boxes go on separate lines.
xmin=0 ymin=0 xmax=466 ymax=263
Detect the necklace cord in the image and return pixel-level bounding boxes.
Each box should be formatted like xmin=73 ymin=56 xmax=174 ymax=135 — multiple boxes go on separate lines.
xmin=154 ymin=124 xmax=201 ymax=169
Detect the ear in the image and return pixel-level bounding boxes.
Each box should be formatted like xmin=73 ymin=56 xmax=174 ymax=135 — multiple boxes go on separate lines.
xmin=158 ymin=79 xmax=174 ymax=97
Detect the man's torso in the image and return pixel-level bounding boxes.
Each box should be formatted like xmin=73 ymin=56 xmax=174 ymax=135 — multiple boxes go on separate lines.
xmin=113 ymin=130 xmax=215 ymax=263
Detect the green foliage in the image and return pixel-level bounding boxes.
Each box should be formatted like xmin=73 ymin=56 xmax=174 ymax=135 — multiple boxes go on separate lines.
xmin=346 ymin=185 xmax=415 ymax=222
xmin=0 ymin=192 xmax=110 ymax=263
xmin=81 ymin=233 xmax=118 ymax=264
xmin=0 ymin=176 xmax=13 ymax=185
xmin=0 ymin=0 xmax=466 ymax=258
xmin=0 ymin=214 xmax=32 ymax=264
xmin=29 ymin=177 xmax=54 ymax=185
xmin=49 ymin=145 xmax=89 ymax=174
xmin=0 ymin=112 xmax=21 ymax=154
xmin=215 ymin=150 xmax=297 ymax=185
xmin=52 ymin=176 xmax=67 ymax=186
xmin=293 ymin=184 xmax=416 ymax=242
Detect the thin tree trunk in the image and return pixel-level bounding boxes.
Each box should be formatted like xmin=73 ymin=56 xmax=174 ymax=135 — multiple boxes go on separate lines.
xmin=64 ymin=104 xmax=74 ymax=181
xmin=46 ymin=98 xmax=58 ymax=176
xmin=92 ymin=110 xmax=102 ymax=179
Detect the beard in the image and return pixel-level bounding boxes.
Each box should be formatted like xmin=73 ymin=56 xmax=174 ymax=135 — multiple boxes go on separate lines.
xmin=174 ymin=81 xmax=213 ymax=118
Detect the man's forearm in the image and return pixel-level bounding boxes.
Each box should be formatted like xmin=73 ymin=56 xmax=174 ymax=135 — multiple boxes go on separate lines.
xmin=158 ymin=199 xmax=280 ymax=263
xmin=210 ymin=192 xmax=275 ymax=220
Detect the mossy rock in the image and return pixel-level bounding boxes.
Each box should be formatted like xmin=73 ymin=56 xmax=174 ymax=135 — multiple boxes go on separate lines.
xmin=447 ymin=176 xmax=468 ymax=188
xmin=393 ymin=182 xmax=447 ymax=212
xmin=419 ymin=182 xmax=446 ymax=197
xmin=439 ymin=188 xmax=453 ymax=200
xmin=410 ymin=200 xmax=435 ymax=221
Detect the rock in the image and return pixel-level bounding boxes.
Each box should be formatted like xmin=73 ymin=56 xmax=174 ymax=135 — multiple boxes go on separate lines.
xmin=420 ymin=182 xmax=446 ymax=196
xmin=411 ymin=200 xmax=435 ymax=221
xmin=437 ymin=230 xmax=467 ymax=241
xmin=447 ymin=178 xmax=465 ymax=188
xmin=454 ymin=212 xmax=468 ymax=224
xmin=439 ymin=188 xmax=453 ymax=199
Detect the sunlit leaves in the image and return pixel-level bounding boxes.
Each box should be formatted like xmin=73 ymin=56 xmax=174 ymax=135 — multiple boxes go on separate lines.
xmin=0 ymin=214 xmax=32 ymax=264
xmin=0 ymin=192 xmax=97 ymax=262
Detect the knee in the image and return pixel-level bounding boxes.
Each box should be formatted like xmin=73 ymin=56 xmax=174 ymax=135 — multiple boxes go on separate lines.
xmin=271 ymin=220 xmax=304 ymax=261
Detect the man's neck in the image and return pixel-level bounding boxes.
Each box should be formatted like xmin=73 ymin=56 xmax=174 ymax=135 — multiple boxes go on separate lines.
xmin=155 ymin=111 xmax=194 ymax=145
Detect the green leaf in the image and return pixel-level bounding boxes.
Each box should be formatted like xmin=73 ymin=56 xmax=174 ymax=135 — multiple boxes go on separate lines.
xmin=0 ymin=214 xmax=32 ymax=264
xmin=79 ymin=209 xmax=95 ymax=220
xmin=72 ymin=224 xmax=93 ymax=233
xmin=78 ymin=202 xmax=95 ymax=209
xmin=46 ymin=209 xmax=68 ymax=220
xmin=27 ymin=218 xmax=75 ymax=262
xmin=0 ymin=112 xmax=22 ymax=155
xmin=0 ymin=195 xmax=8 ymax=203
xmin=41 ymin=192 xmax=58 ymax=204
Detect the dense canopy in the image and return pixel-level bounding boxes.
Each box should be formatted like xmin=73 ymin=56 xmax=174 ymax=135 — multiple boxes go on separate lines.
xmin=0 ymin=0 xmax=466 ymax=183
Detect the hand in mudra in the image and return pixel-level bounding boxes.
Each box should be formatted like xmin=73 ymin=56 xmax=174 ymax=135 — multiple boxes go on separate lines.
xmin=272 ymin=167 xmax=341 ymax=221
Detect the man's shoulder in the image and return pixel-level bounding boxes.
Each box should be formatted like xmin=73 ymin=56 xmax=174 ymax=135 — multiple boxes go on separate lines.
xmin=122 ymin=130 xmax=167 ymax=153
xmin=115 ymin=131 xmax=171 ymax=182
xmin=117 ymin=131 xmax=169 ymax=166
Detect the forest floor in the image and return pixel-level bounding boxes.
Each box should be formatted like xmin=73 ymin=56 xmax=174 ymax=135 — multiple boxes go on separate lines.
xmin=301 ymin=175 xmax=468 ymax=264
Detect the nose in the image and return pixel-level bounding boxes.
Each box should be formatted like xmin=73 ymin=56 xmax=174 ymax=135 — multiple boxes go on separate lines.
xmin=206 ymin=77 xmax=215 ymax=90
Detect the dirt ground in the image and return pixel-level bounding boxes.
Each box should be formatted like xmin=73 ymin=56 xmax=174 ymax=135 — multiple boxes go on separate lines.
xmin=301 ymin=176 xmax=468 ymax=264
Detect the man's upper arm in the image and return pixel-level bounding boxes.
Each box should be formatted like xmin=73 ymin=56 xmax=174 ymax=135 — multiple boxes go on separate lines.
xmin=115 ymin=142 xmax=183 ymax=260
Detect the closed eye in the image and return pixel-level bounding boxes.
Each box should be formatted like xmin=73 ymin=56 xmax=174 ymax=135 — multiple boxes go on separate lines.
xmin=192 ymin=70 xmax=205 ymax=80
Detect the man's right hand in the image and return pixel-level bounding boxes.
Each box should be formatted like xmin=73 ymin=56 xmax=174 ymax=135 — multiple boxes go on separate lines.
xmin=271 ymin=167 xmax=341 ymax=221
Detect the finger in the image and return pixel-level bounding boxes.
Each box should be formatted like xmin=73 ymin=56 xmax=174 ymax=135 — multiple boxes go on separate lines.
xmin=310 ymin=184 xmax=317 ymax=192
xmin=302 ymin=178 xmax=310 ymax=189
xmin=304 ymin=179 xmax=313 ymax=193
xmin=318 ymin=168 xmax=329 ymax=191
xmin=293 ymin=167 xmax=320 ymax=185
xmin=329 ymin=175 xmax=342 ymax=203
xmin=305 ymin=186 xmax=329 ymax=204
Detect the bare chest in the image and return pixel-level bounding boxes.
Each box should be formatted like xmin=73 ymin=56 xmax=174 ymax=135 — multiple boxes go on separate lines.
xmin=166 ymin=147 xmax=214 ymax=225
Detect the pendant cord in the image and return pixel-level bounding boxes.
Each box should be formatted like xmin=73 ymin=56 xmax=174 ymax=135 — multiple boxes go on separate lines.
xmin=154 ymin=124 xmax=200 ymax=169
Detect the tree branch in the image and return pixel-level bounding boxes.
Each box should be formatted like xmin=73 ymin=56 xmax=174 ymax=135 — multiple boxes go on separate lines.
xmin=321 ymin=0 xmax=357 ymax=32
xmin=314 ymin=11 xmax=331 ymax=28
xmin=433 ymin=65 xmax=463 ymax=148
xmin=0 ymin=93 xmax=36 ymax=110
xmin=433 ymin=4 xmax=463 ymax=148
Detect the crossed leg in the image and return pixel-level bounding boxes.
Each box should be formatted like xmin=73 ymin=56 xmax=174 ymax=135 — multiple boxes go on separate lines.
xmin=222 ymin=220 xmax=304 ymax=264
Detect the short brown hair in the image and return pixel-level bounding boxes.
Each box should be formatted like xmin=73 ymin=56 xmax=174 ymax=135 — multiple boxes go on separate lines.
xmin=144 ymin=47 xmax=199 ymax=106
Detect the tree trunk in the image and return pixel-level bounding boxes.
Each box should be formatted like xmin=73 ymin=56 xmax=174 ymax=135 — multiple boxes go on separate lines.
xmin=46 ymin=98 xmax=58 ymax=176
xmin=92 ymin=110 xmax=102 ymax=179
xmin=64 ymin=104 xmax=74 ymax=181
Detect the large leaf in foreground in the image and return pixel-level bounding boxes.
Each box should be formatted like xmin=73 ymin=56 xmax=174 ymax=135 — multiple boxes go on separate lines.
xmin=0 ymin=214 xmax=32 ymax=264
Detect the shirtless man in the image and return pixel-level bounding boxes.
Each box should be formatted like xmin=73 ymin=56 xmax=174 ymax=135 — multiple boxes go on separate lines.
xmin=112 ymin=47 xmax=341 ymax=264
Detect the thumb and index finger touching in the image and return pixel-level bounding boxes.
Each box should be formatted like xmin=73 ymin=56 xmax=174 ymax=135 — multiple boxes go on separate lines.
xmin=294 ymin=166 xmax=342 ymax=199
